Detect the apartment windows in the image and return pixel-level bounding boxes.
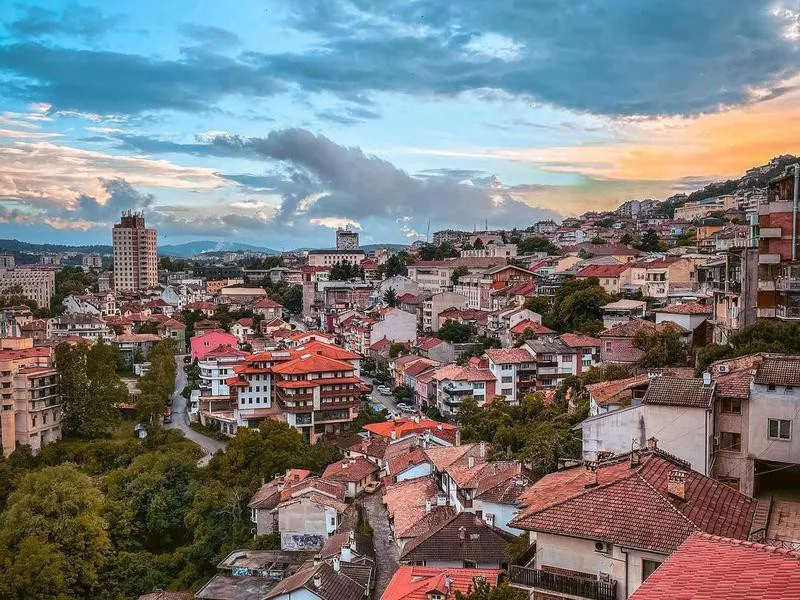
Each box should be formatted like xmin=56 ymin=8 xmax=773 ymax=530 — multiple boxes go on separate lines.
xmin=768 ymin=419 xmax=792 ymax=441
xmin=501 ymin=376 xmax=513 ymax=383
xmin=720 ymin=398 xmax=741 ymax=414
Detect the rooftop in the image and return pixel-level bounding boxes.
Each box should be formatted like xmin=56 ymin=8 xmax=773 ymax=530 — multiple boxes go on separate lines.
xmin=322 ymin=456 xmax=381 ymax=483
xmin=754 ymin=355 xmax=800 ymax=387
xmin=484 ymin=347 xmax=534 ymax=365
xmin=630 ymin=532 xmax=800 ymax=600
xmin=642 ymin=376 xmax=714 ymax=409
xmin=380 ymin=566 xmax=502 ymax=600
xmin=559 ymin=333 xmax=602 ymax=348
xmin=655 ymin=302 xmax=712 ymax=315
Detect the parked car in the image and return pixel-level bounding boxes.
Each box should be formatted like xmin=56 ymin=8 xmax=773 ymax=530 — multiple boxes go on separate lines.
xmin=377 ymin=385 xmax=392 ymax=395
xmin=363 ymin=481 xmax=382 ymax=494
xmin=396 ymin=402 xmax=414 ymax=413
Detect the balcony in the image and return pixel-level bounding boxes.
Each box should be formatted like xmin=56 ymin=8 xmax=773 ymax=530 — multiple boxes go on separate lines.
xmin=509 ymin=566 xmax=616 ymax=600
xmin=777 ymin=279 xmax=800 ymax=291
xmin=776 ymin=305 xmax=800 ymax=320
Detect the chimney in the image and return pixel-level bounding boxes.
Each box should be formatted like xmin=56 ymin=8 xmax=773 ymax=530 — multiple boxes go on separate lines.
xmin=485 ymin=513 xmax=495 ymax=527
xmin=630 ymin=449 xmax=641 ymax=468
xmin=348 ymin=530 xmax=356 ymax=547
xmin=667 ymin=469 xmax=688 ymax=501
xmin=313 ymin=555 xmax=321 ymax=567
xmin=340 ymin=545 xmax=352 ymax=563
xmin=333 ymin=556 xmax=341 ymax=573
xmin=313 ymin=574 xmax=323 ymax=588
xmin=341 ymin=461 xmax=348 ymax=469
xmin=458 ymin=526 xmax=466 ymax=541
xmin=455 ymin=428 xmax=461 ymax=446
xmin=702 ymin=371 xmax=712 ymax=387
xmin=391 ymin=430 xmax=397 ymax=440
xmin=437 ymin=423 xmax=443 ymax=431
xmin=436 ymin=494 xmax=447 ymax=506
xmin=468 ymin=455 xmax=475 ymax=469
xmin=479 ymin=441 xmax=487 ymax=458
xmin=584 ymin=460 xmax=598 ymax=488
xmin=646 ymin=437 xmax=658 ymax=451
xmin=425 ymin=499 xmax=431 ymax=513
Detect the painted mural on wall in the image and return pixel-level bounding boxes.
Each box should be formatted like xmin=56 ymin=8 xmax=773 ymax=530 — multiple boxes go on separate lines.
xmin=281 ymin=532 xmax=325 ymax=551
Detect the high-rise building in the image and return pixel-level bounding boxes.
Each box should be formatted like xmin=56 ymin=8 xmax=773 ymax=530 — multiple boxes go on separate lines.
xmin=0 ymin=255 xmax=15 ymax=269
xmin=336 ymin=227 xmax=360 ymax=250
xmin=112 ymin=211 xmax=158 ymax=292
xmin=758 ymin=167 xmax=800 ymax=319
xmin=0 ymin=267 xmax=55 ymax=309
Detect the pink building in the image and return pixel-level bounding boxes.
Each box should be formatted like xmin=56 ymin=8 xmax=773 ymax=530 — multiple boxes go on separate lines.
xmin=190 ymin=330 xmax=239 ymax=361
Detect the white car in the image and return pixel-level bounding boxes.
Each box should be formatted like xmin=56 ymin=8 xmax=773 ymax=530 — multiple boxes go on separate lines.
xmin=396 ymin=403 xmax=414 ymax=413
xmin=377 ymin=385 xmax=392 ymax=395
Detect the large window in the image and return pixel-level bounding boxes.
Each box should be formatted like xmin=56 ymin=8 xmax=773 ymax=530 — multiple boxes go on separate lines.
xmin=720 ymin=398 xmax=741 ymax=414
xmin=720 ymin=432 xmax=741 ymax=452
xmin=768 ymin=419 xmax=792 ymax=441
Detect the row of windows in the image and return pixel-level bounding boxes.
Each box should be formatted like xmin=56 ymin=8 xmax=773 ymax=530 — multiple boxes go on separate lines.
xmin=719 ymin=418 xmax=792 ymax=452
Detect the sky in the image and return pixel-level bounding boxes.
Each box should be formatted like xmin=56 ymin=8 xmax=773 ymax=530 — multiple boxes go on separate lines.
xmin=0 ymin=1 xmax=799 ymax=250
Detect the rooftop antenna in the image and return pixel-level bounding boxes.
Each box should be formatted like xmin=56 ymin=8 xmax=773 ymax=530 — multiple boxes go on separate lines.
xmin=426 ymin=220 xmax=430 ymax=244
xmin=485 ymin=218 xmax=488 ymax=232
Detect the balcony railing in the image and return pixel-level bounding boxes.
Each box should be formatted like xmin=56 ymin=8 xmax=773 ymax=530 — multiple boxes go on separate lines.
xmin=777 ymin=305 xmax=800 ymax=320
xmin=509 ymin=566 xmax=616 ymax=600
xmin=776 ymin=279 xmax=800 ymax=291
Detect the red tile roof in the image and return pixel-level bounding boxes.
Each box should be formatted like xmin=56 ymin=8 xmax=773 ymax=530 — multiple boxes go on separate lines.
xmin=512 ymin=452 xmax=756 ymax=554
xmin=383 ymin=477 xmax=441 ymax=537
xmin=253 ymin=297 xmax=283 ymax=309
xmin=510 ymin=320 xmax=555 ymax=335
xmin=380 ymin=566 xmax=502 ymax=600
xmin=576 ymin=264 xmax=631 ymax=278
xmin=484 ymin=347 xmax=534 ymax=364
xmin=271 ymin=353 xmax=354 ymax=375
xmin=559 ymin=333 xmax=601 ymax=348
xmin=322 ymin=456 xmax=380 ymax=483
xmin=642 ymin=376 xmax=714 ymax=409
xmin=388 ymin=447 xmax=431 ymax=476
xmin=400 ymin=512 xmax=513 ymax=564
xmin=754 ymin=355 xmax=800 ymax=387
xmin=363 ymin=418 xmax=458 ymax=444
xmin=586 ymin=374 xmax=650 ymax=405
xmin=630 ymin=532 xmax=800 ymax=600
xmin=416 ymin=336 xmax=446 ymax=351
xmin=655 ymin=302 xmax=712 ymax=315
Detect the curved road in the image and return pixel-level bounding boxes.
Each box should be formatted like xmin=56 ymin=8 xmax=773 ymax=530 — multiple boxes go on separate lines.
xmin=166 ymin=356 xmax=227 ymax=466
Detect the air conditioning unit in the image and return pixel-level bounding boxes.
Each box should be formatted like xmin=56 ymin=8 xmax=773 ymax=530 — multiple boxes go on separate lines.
xmin=594 ymin=541 xmax=611 ymax=553
xmin=719 ymin=365 xmax=730 ymax=373
xmin=714 ymin=434 xmax=720 ymax=447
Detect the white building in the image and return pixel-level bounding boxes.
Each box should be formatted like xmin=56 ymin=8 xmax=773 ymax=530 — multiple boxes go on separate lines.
xmin=307 ymin=249 xmax=366 ymax=267
xmin=198 ymin=345 xmax=247 ymax=396
xmin=336 ymin=227 xmax=360 ymax=250
xmin=0 ymin=267 xmax=55 ymax=309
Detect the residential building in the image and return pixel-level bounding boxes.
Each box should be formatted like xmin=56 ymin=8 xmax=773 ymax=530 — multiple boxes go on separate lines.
xmin=199 ymin=344 xmax=247 ymax=396
xmin=599 ymin=319 xmax=689 ymax=364
xmin=580 ymin=378 xmax=715 ymax=474
xmin=157 ymin=318 xmax=186 ymax=353
xmin=253 ymin=297 xmax=284 ymax=320
xmin=381 ymin=566 xmax=502 ymax=600
xmin=631 ymin=532 xmax=800 ymax=600
xmin=82 ymin=253 xmax=103 ymax=270
xmin=564 ymin=243 xmax=640 ymax=263
xmin=307 ymin=249 xmax=366 ymax=267
xmin=626 ymin=256 xmax=697 ymax=300
xmin=231 ymin=318 xmax=256 ymax=344
xmin=697 ymin=248 xmax=758 ymax=344
xmin=559 ymin=333 xmax=601 ymax=375
xmin=0 ymin=339 xmax=60 ymax=456
xmin=653 ymin=302 xmax=711 ymax=333
xmin=758 ymin=169 xmax=800 ymax=319
xmin=460 ymin=243 xmax=518 ymax=259
xmin=423 ymin=292 xmax=468 ymax=332
xmin=453 ymin=265 xmax=537 ymax=311
xmin=113 ymin=333 xmax=161 ymax=365
xmin=362 ymin=417 xmax=459 ymax=447
xmin=432 ymin=361 xmax=496 ymax=416
xmin=601 ymin=299 xmax=647 ymax=329
xmin=0 ymin=255 xmax=15 ymax=268
xmin=272 ymin=353 xmax=362 ymax=443
xmin=485 ymin=347 xmax=536 ymax=405
xmin=407 ymin=258 xmax=506 ymax=294
xmin=191 ymin=331 xmax=240 ymax=360
xmin=0 ymin=267 xmax=55 ymax=308
xmin=522 ymin=337 xmax=577 ymax=388
xmin=710 ymin=353 xmax=800 ymax=497
xmin=399 ymin=512 xmax=513 ymax=569
xmin=586 ymin=374 xmax=650 ymax=416
xmin=576 ymin=264 xmax=631 ymax=294
xmin=273 ymin=477 xmax=348 ymax=551
xmin=336 ymin=227 xmax=360 ymax=250
xmin=322 ymin=456 xmax=381 ymax=497
xmin=248 ymin=469 xmax=312 ymax=535
xmin=47 ymin=314 xmax=112 ymax=342
xmin=263 ymin=555 xmax=370 ymax=600
xmin=112 ymin=211 xmax=157 ymax=292
xmin=509 ymin=450 xmax=757 ymax=600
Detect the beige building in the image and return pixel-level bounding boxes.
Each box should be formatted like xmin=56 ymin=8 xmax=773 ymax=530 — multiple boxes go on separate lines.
xmin=0 ymin=267 xmax=55 ymax=309
xmin=307 ymin=249 xmax=365 ymax=267
xmin=0 ymin=338 xmax=61 ymax=456
xmin=112 ymin=211 xmax=158 ymax=292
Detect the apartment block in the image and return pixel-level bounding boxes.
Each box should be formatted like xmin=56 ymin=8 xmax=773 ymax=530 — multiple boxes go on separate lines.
xmin=0 ymin=267 xmax=55 ymax=309
xmin=0 ymin=338 xmax=60 ymax=456
xmin=757 ymin=168 xmax=800 ymax=319
xmin=112 ymin=211 xmax=158 ymax=292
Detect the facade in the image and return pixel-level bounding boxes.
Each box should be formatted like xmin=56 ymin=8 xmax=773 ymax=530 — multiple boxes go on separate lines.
xmin=758 ymin=169 xmax=800 ymax=319
xmin=112 ymin=211 xmax=158 ymax=292
xmin=601 ymin=299 xmax=647 ymax=329
xmin=523 ymin=337 xmax=577 ymax=388
xmin=335 ymin=227 xmax=360 ymax=250
xmin=423 ymin=292 xmax=468 ymax=332
xmin=47 ymin=314 xmax=112 ymax=342
xmin=485 ymin=347 xmax=537 ymax=405
xmin=432 ymin=361 xmax=497 ymax=416
xmin=697 ymin=248 xmax=758 ymax=344
xmin=199 ymin=344 xmax=247 ymax=396
xmin=307 ymin=249 xmax=366 ymax=267
xmin=0 ymin=267 xmax=55 ymax=308
xmin=0 ymin=339 xmax=61 ymax=456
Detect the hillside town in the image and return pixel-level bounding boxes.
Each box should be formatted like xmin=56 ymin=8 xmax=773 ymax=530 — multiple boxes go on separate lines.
xmin=0 ymin=156 xmax=799 ymax=600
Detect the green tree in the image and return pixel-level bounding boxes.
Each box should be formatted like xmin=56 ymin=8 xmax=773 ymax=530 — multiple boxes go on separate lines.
xmin=56 ymin=340 xmax=126 ymax=439
xmin=635 ymin=230 xmax=663 ymax=252
xmin=451 ymin=265 xmax=470 ymax=285
xmin=380 ymin=253 xmax=410 ymax=277
xmin=392 ymin=385 xmax=414 ymax=401
xmin=633 ymin=325 xmax=689 ymax=368
xmin=418 ymin=243 xmax=459 ymax=261
xmin=0 ymin=465 xmax=110 ymax=597
xmin=437 ymin=320 xmax=476 ymax=343
xmin=383 ymin=287 xmax=399 ymax=307
xmin=473 ymin=237 xmax=484 ymax=250
xmin=0 ymin=537 xmax=69 ymax=600
xmin=546 ymin=277 xmax=610 ymax=334
xmin=523 ymin=295 xmax=550 ymax=317
xmin=388 ymin=342 xmax=409 ymax=359
xmin=455 ymin=578 xmax=527 ymax=600
xmin=515 ymin=235 xmax=561 ymax=255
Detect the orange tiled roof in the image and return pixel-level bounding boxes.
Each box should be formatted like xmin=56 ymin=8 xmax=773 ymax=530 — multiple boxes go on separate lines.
xmin=380 ymin=566 xmax=502 ymax=600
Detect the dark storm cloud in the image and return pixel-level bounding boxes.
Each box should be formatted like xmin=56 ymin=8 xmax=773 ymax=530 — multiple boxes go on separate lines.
xmin=0 ymin=2 xmax=798 ymax=117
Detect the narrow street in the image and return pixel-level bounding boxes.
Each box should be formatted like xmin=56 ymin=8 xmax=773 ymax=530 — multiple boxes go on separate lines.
xmin=363 ymin=491 xmax=399 ymax=598
xmin=166 ymin=356 xmax=227 ymax=466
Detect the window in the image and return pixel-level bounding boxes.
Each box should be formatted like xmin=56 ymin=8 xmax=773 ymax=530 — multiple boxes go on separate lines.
xmin=463 ymin=560 xmax=477 ymax=569
xmin=501 ymin=376 xmax=513 ymax=383
xmin=721 ymin=398 xmax=741 ymax=414
xmin=768 ymin=384 xmax=776 ymax=391
xmin=642 ymin=559 xmax=662 ymax=582
xmin=768 ymin=419 xmax=791 ymax=441
xmin=502 ymin=388 xmax=513 ymax=396
xmin=719 ymin=432 xmax=741 ymax=452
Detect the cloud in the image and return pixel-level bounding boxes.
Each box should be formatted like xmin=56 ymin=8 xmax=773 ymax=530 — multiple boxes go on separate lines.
xmin=178 ymin=24 xmax=242 ymax=48
xmin=0 ymin=43 xmax=282 ymax=115
xmin=208 ymin=128 xmax=561 ymax=228
xmin=0 ymin=2 xmax=798 ymax=118
xmin=5 ymin=4 xmax=125 ymax=40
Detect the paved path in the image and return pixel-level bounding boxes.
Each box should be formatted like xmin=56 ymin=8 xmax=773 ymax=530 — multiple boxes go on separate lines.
xmin=166 ymin=356 xmax=227 ymax=466
xmin=363 ymin=492 xmax=399 ymax=597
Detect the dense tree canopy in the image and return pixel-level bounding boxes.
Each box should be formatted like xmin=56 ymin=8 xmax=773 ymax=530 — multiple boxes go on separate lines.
xmin=543 ymin=277 xmax=610 ymax=335
xmin=437 ymin=320 xmax=476 ymax=343
xmin=633 ymin=325 xmax=690 ymax=368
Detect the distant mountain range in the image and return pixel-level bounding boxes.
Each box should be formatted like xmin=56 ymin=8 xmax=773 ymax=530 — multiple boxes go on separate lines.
xmin=0 ymin=238 xmax=407 ymax=258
